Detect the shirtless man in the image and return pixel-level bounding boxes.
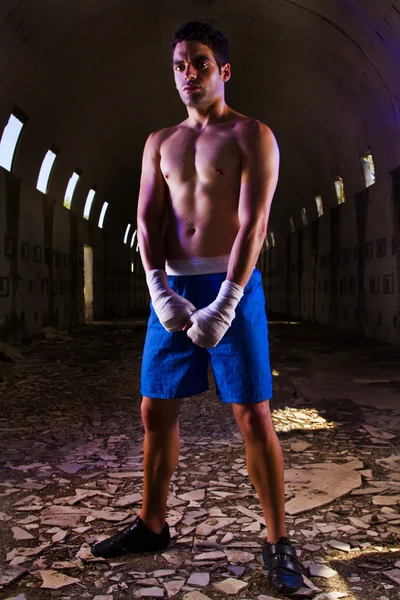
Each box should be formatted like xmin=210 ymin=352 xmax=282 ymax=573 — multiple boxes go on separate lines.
xmin=91 ymin=21 xmax=303 ymax=596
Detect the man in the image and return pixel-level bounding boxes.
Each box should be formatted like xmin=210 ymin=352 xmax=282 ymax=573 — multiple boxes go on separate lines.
xmin=91 ymin=21 xmax=303 ymax=596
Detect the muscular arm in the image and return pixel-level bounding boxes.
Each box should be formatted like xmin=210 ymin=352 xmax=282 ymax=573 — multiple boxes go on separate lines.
xmin=186 ymin=122 xmax=279 ymax=348
xmin=137 ymin=131 xmax=197 ymax=331
xmin=137 ymin=131 xmax=167 ymax=272
xmin=227 ymin=120 xmax=280 ymax=286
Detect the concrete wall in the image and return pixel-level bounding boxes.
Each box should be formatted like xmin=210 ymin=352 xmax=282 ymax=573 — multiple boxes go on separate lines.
xmin=0 ymin=167 xmax=149 ymax=341
xmin=262 ymin=168 xmax=400 ymax=345
xmin=2 ymin=162 xmax=400 ymax=346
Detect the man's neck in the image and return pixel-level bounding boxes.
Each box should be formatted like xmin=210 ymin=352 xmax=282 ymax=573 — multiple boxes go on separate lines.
xmin=186 ymin=100 xmax=230 ymax=130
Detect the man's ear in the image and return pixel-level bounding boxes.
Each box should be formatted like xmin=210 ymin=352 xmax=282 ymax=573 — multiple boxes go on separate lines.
xmin=222 ymin=63 xmax=231 ymax=82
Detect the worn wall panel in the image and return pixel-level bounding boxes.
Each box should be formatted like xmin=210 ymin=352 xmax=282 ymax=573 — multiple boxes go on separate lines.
xmin=264 ymin=174 xmax=400 ymax=345
xmin=0 ymin=166 xmax=137 ymax=341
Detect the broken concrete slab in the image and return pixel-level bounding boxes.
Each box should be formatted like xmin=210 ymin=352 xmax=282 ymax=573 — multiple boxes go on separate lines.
xmin=213 ymin=578 xmax=248 ymax=594
xmin=178 ymin=490 xmax=206 ymax=502
xmin=194 ymin=550 xmax=226 ymax=561
xmin=39 ymin=569 xmax=80 ymax=589
xmin=309 ymin=564 xmax=338 ymax=578
xmin=187 ymin=573 xmax=210 ymax=586
xmin=291 ymin=440 xmax=312 ymax=452
xmin=139 ymin=586 xmax=164 ymax=597
xmin=11 ymin=526 xmax=35 ymax=540
xmin=0 ymin=566 xmax=28 ymax=586
xmin=383 ymin=568 xmax=400 ymax=585
xmin=285 ymin=463 xmax=362 ymax=515
xmin=372 ymin=495 xmax=400 ymax=506
xmin=327 ymin=540 xmax=351 ymax=552
xmin=164 ymin=579 xmax=186 ymax=598
xmin=224 ymin=550 xmax=255 ymax=563
xmin=183 ymin=592 xmax=212 ymax=600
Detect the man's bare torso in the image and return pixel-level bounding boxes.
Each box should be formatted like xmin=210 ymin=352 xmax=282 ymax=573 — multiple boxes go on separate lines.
xmin=155 ymin=111 xmax=252 ymax=260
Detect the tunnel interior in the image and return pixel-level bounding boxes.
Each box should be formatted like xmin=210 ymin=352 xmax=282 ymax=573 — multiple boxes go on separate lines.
xmin=0 ymin=0 xmax=400 ymax=344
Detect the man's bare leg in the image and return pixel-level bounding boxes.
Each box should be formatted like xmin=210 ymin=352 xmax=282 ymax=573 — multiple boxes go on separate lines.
xmin=139 ymin=396 xmax=182 ymax=534
xmin=90 ymin=396 xmax=180 ymax=558
xmin=232 ymin=400 xmax=286 ymax=542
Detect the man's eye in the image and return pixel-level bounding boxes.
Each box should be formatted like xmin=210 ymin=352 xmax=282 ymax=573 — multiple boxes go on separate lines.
xmin=200 ymin=62 xmax=208 ymax=68
xmin=175 ymin=65 xmax=184 ymax=71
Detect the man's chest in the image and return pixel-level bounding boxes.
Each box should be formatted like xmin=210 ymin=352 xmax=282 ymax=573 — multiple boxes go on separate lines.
xmin=160 ymin=131 xmax=241 ymax=183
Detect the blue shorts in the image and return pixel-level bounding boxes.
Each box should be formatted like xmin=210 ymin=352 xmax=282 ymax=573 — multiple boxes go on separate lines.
xmin=140 ymin=268 xmax=272 ymax=404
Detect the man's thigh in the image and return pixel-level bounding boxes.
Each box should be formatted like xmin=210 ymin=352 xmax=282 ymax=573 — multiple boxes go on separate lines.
xmin=209 ymin=269 xmax=272 ymax=404
xmin=141 ymin=303 xmax=209 ymax=399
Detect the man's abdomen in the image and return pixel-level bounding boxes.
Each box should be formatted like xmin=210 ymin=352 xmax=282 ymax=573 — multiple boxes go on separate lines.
xmin=164 ymin=216 xmax=239 ymax=260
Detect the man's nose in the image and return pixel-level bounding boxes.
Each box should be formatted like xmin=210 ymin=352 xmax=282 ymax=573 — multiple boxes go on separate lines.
xmin=184 ymin=65 xmax=196 ymax=80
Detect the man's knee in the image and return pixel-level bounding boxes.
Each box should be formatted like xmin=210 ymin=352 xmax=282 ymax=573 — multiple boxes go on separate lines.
xmin=233 ymin=400 xmax=275 ymax=442
xmin=141 ymin=396 xmax=181 ymax=432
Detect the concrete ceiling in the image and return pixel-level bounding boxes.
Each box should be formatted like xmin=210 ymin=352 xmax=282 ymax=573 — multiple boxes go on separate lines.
xmin=1 ymin=0 xmax=400 ymax=239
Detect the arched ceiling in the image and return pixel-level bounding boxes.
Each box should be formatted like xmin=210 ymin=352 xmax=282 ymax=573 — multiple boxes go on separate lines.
xmin=1 ymin=0 xmax=400 ymax=239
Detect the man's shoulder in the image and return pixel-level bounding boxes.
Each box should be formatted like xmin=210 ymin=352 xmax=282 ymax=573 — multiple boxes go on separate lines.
xmin=231 ymin=116 xmax=277 ymax=156
xmin=146 ymin=123 xmax=185 ymax=147
xmin=234 ymin=115 xmax=274 ymax=140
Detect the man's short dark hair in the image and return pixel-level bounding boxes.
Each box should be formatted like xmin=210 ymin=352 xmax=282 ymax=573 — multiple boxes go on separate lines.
xmin=170 ymin=21 xmax=229 ymax=70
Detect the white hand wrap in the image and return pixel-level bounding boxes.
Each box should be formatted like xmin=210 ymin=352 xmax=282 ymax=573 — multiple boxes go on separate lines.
xmin=187 ymin=280 xmax=244 ymax=348
xmin=146 ymin=269 xmax=196 ymax=332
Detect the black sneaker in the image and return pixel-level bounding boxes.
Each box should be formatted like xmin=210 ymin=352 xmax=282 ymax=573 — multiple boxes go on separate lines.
xmin=262 ymin=536 xmax=303 ymax=594
xmin=90 ymin=516 xmax=171 ymax=558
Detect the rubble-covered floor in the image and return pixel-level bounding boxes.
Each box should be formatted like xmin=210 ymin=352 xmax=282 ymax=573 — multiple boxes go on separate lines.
xmin=0 ymin=318 xmax=399 ymax=600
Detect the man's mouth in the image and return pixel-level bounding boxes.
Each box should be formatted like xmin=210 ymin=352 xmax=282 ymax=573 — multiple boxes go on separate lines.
xmin=183 ymin=85 xmax=201 ymax=92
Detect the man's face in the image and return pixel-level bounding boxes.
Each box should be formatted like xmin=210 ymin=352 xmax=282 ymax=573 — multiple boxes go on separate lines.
xmin=172 ymin=40 xmax=230 ymax=108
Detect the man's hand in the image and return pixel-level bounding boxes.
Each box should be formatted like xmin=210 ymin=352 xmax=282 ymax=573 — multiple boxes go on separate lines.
xmin=184 ymin=280 xmax=244 ymax=348
xmin=158 ymin=292 xmax=197 ymax=332
xmin=147 ymin=269 xmax=196 ymax=332
xmin=185 ymin=305 xmax=232 ymax=348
